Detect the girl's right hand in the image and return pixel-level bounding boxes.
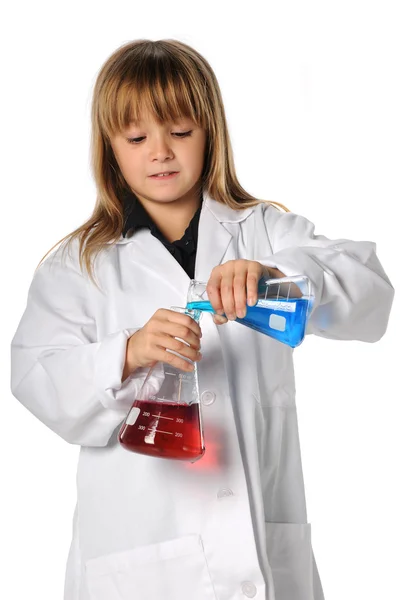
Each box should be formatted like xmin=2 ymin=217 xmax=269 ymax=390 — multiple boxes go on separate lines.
xmin=122 ymin=308 xmax=203 ymax=380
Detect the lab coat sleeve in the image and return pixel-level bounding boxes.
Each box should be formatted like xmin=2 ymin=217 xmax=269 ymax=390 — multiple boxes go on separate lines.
xmin=255 ymin=205 xmax=395 ymax=342
xmin=10 ymin=247 xmax=156 ymax=447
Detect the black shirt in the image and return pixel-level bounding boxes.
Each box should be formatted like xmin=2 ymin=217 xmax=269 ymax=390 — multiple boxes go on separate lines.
xmin=122 ymin=189 xmax=203 ymax=279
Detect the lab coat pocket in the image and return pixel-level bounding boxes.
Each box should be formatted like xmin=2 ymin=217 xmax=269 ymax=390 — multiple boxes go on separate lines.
xmin=85 ymin=533 xmax=217 ymax=600
xmin=265 ymin=521 xmax=314 ymax=600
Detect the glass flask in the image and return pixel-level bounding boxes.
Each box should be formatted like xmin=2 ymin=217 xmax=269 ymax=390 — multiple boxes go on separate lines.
xmin=118 ymin=307 xmax=205 ymax=462
xmin=186 ymin=275 xmax=314 ymax=348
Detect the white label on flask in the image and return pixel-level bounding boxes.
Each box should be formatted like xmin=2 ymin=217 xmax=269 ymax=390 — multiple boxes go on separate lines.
xmin=269 ymin=314 xmax=287 ymax=331
xmin=126 ymin=407 xmax=141 ymax=426
xmin=257 ymin=299 xmax=296 ymax=312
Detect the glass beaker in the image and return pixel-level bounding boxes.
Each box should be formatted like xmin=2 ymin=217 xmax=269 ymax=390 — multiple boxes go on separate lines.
xmin=186 ymin=275 xmax=314 ymax=348
xmin=118 ymin=307 xmax=205 ymax=462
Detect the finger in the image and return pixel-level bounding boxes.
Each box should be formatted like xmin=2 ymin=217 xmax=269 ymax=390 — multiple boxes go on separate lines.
xmin=220 ymin=274 xmax=236 ymax=320
xmin=206 ymin=270 xmax=225 ymax=315
xmin=165 ymin=310 xmax=202 ymax=338
xmin=212 ymin=313 xmax=228 ymax=325
xmin=233 ymin=271 xmax=247 ymax=319
xmin=162 ymin=322 xmax=201 ymax=350
xmin=156 ymin=348 xmax=196 ymax=372
xmin=142 ymin=339 xmax=197 ymax=372
xmin=156 ymin=334 xmax=202 ymax=363
xmin=164 ymin=348 xmax=200 ymax=372
xmin=247 ymin=263 xmax=263 ymax=306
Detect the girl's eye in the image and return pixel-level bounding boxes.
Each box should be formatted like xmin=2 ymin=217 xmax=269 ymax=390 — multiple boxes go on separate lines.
xmin=126 ymin=131 xmax=193 ymax=144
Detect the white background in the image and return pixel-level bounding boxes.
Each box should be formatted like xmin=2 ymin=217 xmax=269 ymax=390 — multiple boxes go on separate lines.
xmin=1 ymin=1 xmax=399 ymax=598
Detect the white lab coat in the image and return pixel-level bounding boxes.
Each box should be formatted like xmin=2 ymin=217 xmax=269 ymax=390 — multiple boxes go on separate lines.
xmin=10 ymin=190 xmax=394 ymax=600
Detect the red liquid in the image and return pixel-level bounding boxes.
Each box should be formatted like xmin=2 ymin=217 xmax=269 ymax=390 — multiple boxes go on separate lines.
xmin=118 ymin=399 xmax=205 ymax=462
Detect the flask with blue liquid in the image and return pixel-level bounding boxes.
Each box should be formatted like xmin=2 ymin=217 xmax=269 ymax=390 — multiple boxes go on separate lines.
xmin=186 ymin=275 xmax=314 ymax=348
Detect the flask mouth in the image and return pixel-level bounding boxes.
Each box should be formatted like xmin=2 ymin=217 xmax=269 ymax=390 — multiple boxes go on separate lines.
xmin=170 ymin=305 xmax=199 ymax=320
xmin=170 ymin=305 xmax=195 ymax=315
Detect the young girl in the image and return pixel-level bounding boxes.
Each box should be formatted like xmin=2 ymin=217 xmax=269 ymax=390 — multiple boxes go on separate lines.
xmin=10 ymin=39 xmax=394 ymax=600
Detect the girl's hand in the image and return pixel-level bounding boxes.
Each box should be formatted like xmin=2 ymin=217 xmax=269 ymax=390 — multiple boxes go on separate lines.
xmin=206 ymin=260 xmax=269 ymax=325
xmin=122 ymin=309 xmax=203 ymax=380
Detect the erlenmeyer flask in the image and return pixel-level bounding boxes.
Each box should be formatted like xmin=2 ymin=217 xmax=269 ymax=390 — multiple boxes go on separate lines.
xmin=118 ymin=307 xmax=205 ymax=462
xmin=186 ymin=275 xmax=314 ymax=348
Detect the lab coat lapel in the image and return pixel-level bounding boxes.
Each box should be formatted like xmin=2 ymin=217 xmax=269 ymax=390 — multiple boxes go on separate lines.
xmin=128 ymin=229 xmax=190 ymax=297
xmin=124 ymin=190 xmax=234 ymax=298
xmin=194 ymin=192 xmax=233 ymax=282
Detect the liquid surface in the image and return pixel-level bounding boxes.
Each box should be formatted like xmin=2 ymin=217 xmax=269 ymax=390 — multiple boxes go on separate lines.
xmin=186 ymin=297 xmax=310 ymax=347
xmin=119 ymin=399 xmax=205 ymax=462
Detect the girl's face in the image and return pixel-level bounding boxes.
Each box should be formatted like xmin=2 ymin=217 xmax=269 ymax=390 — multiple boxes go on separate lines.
xmin=110 ymin=112 xmax=207 ymax=205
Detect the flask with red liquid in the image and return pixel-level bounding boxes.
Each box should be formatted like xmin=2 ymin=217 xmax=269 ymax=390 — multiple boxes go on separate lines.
xmin=118 ymin=307 xmax=205 ymax=462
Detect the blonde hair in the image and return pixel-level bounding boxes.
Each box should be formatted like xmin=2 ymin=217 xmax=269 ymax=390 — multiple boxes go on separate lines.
xmin=37 ymin=39 xmax=289 ymax=285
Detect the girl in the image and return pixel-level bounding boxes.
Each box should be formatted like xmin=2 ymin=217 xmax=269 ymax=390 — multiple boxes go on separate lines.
xmin=10 ymin=39 xmax=394 ymax=600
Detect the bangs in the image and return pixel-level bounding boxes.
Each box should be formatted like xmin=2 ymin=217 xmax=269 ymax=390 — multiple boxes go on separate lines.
xmin=98 ymin=48 xmax=209 ymax=139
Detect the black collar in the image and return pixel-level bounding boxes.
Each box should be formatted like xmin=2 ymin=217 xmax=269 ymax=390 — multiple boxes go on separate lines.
xmin=122 ymin=189 xmax=203 ymax=248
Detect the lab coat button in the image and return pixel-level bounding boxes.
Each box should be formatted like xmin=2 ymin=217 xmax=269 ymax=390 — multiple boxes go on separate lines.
xmin=241 ymin=581 xmax=257 ymax=597
xmin=201 ymin=390 xmax=216 ymax=405
xmin=217 ymin=487 xmax=234 ymax=498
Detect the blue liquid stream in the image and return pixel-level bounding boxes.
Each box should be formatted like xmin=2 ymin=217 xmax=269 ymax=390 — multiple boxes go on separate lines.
xmin=186 ymin=298 xmax=311 ymax=348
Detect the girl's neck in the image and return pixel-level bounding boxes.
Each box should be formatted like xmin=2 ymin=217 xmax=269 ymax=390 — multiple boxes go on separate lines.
xmin=139 ymin=191 xmax=202 ymax=243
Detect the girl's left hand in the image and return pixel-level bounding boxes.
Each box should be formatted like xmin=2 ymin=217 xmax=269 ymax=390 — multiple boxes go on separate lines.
xmin=206 ymin=260 xmax=268 ymax=325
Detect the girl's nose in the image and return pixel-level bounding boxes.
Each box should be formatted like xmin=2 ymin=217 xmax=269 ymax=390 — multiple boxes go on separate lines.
xmin=150 ymin=138 xmax=174 ymax=160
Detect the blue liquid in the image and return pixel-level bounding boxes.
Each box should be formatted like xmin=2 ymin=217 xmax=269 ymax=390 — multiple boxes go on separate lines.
xmin=186 ymin=298 xmax=310 ymax=348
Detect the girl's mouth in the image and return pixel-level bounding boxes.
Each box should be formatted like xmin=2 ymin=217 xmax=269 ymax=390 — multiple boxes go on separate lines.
xmin=149 ymin=172 xmax=179 ymax=180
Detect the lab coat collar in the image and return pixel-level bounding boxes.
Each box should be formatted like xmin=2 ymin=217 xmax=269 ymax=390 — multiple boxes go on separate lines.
xmin=115 ymin=189 xmax=255 ymax=244
xmin=117 ymin=189 xmax=256 ymax=298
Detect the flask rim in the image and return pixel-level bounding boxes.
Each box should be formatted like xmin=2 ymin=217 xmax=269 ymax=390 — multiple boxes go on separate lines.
xmin=170 ymin=305 xmax=198 ymax=319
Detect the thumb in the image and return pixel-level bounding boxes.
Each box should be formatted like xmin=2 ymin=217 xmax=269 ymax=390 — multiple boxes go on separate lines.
xmin=212 ymin=313 xmax=228 ymax=325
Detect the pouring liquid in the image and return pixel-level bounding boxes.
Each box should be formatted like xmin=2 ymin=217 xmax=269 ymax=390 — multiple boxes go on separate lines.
xmin=186 ymin=297 xmax=310 ymax=347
